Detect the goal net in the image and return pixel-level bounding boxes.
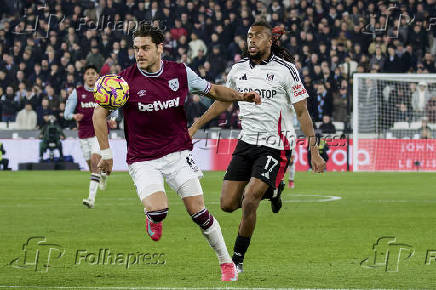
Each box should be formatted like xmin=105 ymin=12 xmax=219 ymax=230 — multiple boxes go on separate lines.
xmin=353 ymin=73 xmax=436 ymax=172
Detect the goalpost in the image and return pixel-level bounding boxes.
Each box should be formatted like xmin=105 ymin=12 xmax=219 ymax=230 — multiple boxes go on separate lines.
xmin=352 ymin=73 xmax=436 ymax=172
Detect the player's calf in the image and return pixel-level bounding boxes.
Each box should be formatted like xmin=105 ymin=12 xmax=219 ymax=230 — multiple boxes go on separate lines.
xmin=191 ymin=208 xmax=236 ymax=281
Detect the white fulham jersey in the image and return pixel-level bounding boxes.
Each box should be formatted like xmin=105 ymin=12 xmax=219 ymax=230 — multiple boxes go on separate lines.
xmin=226 ymin=54 xmax=309 ymax=150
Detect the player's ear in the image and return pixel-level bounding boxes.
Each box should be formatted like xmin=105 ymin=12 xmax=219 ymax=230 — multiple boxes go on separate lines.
xmin=157 ymin=43 xmax=164 ymax=54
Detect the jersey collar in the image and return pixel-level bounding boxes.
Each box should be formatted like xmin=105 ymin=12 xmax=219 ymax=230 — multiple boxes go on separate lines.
xmin=84 ymin=85 xmax=94 ymax=92
xmin=137 ymin=60 xmax=164 ymax=77
xmin=249 ymin=53 xmax=274 ymax=69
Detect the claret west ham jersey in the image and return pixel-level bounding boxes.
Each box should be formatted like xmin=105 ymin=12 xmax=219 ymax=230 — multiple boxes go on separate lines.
xmin=226 ymin=54 xmax=309 ymax=151
xmin=118 ymin=60 xmax=211 ymax=164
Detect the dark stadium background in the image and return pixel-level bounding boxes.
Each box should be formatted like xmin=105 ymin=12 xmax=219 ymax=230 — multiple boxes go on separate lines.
xmin=1 ymin=0 xmax=435 ymax=133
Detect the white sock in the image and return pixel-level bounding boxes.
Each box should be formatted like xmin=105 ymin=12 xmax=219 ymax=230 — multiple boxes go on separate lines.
xmin=89 ymin=173 xmax=100 ymax=201
xmin=289 ymin=162 xmax=295 ymax=181
xmin=100 ymin=172 xmax=107 ymax=181
xmin=202 ymin=218 xmax=232 ymax=264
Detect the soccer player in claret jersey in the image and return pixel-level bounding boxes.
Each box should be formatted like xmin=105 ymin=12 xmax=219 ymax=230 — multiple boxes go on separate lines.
xmin=65 ymin=65 xmax=117 ymax=208
xmin=92 ymin=24 xmax=261 ymax=281
xmin=189 ymin=22 xmax=326 ymax=273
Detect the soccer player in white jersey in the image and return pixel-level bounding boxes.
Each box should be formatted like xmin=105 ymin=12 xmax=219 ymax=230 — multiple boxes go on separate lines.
xmin=189 ymin=21 xmax=326 ymax=272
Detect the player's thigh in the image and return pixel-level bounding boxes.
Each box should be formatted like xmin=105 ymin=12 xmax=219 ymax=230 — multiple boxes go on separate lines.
xmin=89 ymin=136 xmax=100 ymax=156
xmin=252 ymin=148 xmax=292 ymax=190
xmin=128 ymin=161 xmax=167 ymax=210
xmin=79 ymin=138 xmax=92 ymax=161
xmin=243 ymin=177 xmax=270 ymax=203
xmin=162 ymin=150 xmax=204 ymax=199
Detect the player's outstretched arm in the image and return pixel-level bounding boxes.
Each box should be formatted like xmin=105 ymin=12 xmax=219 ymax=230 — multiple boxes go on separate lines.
xmin=189 ymin=101 xmax=232 ymax=138
xmin=206 ymin=84 xmax=261 ymax=104
xmin=293 ymin=99 xmax=326 ymax=173
xmin=92 ymin=106 xmax=113 ymax=175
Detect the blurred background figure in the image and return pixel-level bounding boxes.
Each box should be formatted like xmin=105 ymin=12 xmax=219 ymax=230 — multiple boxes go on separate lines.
xmin=39 ymin=116 xmax=65 ymax=162
xmin=16 ymin=102 xmax=37 ymax=129
xmin=0 ymin=141 xmax=11 ymax=170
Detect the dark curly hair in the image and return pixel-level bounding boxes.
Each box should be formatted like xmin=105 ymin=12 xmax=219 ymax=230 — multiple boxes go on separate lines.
xmin=250 ymin=20 xmax=295 ymax=63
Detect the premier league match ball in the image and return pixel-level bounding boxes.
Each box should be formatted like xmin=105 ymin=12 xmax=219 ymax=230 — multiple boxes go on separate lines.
xmin=94 ymin=74 xmax=129 ymax=110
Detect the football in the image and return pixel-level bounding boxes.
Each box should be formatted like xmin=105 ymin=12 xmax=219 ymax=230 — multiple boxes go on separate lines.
xmin=94 ymin=74 xmax=129 ymax=110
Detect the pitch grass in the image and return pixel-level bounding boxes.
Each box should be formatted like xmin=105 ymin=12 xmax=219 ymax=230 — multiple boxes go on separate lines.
xmin=0 ymin=170 xmax=435 ymax=289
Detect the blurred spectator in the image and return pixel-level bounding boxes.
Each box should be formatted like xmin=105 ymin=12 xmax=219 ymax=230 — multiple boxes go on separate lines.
xmin=383 ymin=45 xmax=402 ymax=73
xmin=86 ymin=46 xmax=105 ymax=71
xmin=311 ymin=83 xmax=333 ymax=122
xmin=170 ymin=18 xmax=188 ymax=41
xmin=412 ymin=82 xmax=431 ymax=112
xmin=426 ymin=96 xmax=436 ymax=123
xmin=319 ymin=115 xmax=336 ymax=134
xmin=191 ymin=49 xmax=206 ymax=72
xmin=188 ymin=33 xmax=208 ymax=61
xmin=185 ymin=94 xmax=207 ymax=127
xmin=420 ymin=119 xmax=432 ymax=139
xmin=16 ymin=103 xmax=37 ymax=129
xmin=0 ymin=86 xmax=18 ymax=122
xmin=394 ymin=103 xmax=412 ymax=122
xmin=333 ymin=85 xmax=348 ymax=122
xmin=36 ymin=98 xmax=52 ymax=128
xmin=207 ymin=46 xmax=227 ymax=81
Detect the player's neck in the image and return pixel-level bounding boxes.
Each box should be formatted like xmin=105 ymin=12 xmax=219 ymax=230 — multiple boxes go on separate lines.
xmin=250 ymin=49 xmax=272 ymax=65
xmin=143 ymin=60 xmax=162 ymax=74
xmin=84 ymin=84 xmax=94 ymax=92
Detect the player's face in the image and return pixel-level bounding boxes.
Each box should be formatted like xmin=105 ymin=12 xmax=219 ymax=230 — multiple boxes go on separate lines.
xmin=133 ymin=36 xmax=163 ymax=71
xmin=84 ymin=69 xmax=98 ymax=88
xmin=247 ymin=26 xmax=272 ymax=60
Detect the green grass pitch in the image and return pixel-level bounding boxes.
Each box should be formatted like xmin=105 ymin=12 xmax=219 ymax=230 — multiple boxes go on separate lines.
xmin=0 ymin=170 xmax=435 ymax=289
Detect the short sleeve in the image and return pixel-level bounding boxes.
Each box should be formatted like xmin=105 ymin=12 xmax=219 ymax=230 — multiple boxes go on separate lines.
xmin=283 ymin=63 xmax=309 ymax=104
xmin=184 ymin=64 xmax=211 ymax=95
xmin=225 ymin=66 xmax=236 ymax=90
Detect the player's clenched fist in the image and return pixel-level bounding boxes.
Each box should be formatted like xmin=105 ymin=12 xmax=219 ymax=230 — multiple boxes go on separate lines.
xmin=97 ymin=158 xmax=113 ymax=175
xmin=241 ymin=91 xmax=261 ymax=105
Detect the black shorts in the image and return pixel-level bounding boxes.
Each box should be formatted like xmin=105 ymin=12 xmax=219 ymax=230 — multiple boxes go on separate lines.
xmin=224 ymin=140 xmax=292 ymax=189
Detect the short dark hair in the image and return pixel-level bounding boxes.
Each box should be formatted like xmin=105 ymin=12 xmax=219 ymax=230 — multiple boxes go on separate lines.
xmin=84 ymin=64 xmax=98 ymax=73
xmin=133 ymin=23 xmax=164 ymax=45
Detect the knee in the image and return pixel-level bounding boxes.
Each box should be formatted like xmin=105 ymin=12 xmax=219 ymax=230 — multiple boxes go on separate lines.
xmin=220 ymin=197 xmax=238 ymax=213
xmin=242 ymin=192 xmax=262 ymax=212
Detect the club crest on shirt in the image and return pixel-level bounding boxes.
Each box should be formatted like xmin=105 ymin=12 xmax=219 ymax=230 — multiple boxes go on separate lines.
xmin=168 ymin=78 xmax=179 ymax=91
xmin=266 ymin=73 xmax=274 ymax=81
xmin=81 ymin=94 xmax=87 ymax=99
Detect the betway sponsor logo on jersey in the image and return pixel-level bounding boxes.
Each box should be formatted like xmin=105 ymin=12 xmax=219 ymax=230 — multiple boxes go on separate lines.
xmin=80 ymin=101 xmax=98 ymax=108
xmin=237 ymin=87 xmax=277 ymax=99
xmin=138 ymin=97 xmax=180 ymax=112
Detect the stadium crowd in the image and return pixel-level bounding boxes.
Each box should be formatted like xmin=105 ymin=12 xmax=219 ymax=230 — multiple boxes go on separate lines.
xmin=0 ymin=0 xmax=435 ymax=131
